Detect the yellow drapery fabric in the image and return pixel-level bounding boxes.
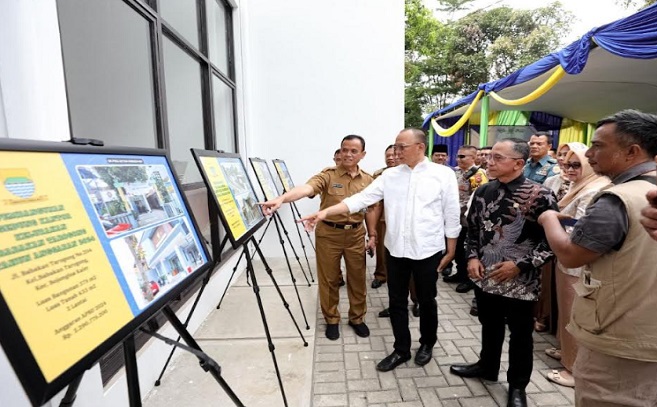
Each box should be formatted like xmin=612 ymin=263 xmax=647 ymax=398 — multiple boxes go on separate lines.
xmin=488 ymin=66 xmax=566 ymax=106
xmin=431 ymin=90 xmax=484 ymax=137
xmin=559 ymin=118 xmax=588 ymax=144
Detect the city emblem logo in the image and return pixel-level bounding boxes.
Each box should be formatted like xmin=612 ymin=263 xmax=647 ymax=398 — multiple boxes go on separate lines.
xmin=1 ymin=168 xmax=35 ymax=199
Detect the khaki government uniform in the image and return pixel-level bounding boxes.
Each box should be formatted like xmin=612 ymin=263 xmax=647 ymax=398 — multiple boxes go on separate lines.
xmin=372 ymin=167 xmax=387 ymax=283
xmin=307 ymin=165 xmax=374 ymax=324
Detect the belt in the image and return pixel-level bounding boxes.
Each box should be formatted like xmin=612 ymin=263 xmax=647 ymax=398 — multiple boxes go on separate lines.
xmin=322 ymin=220 xmax=361 ymax=230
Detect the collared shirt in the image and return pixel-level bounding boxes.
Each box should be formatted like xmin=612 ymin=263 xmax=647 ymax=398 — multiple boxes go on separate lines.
xmin=571 ymin=161 xmax=657 ymax=253
xmin=454 ymin=165 xmax=488 ymax=221
xmin=342 ymin=158 xmax=461 ymax=260
xmin=306 ymin=165 xmax=373 ymax=224
xmin=467 ymin=175 xmax=557 ymax=301
xmin=523 ymin=155 xmax=558 ymax=184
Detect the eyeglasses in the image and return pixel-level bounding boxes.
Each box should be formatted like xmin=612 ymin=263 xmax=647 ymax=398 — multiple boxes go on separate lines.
xmin=456 ymin=154 xmax=473 ymax=159
xmin=563 ymin=162 xmax=582 ymax=170
xmin=393 ymin=142 xmax=421 ymax=151
xmin=487 ymin=153 xmax=525 ymax=162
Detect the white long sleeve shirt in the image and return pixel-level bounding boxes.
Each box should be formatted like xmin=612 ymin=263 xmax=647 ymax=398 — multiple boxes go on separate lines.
xmin=343 ymin=158 xmax=461 ymax=260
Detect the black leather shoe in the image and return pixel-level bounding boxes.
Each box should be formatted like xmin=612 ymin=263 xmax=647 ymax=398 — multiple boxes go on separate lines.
xmin=378 ymin=308 xmax=390 ymax=318
xmin=411 ymin=302 xmax=420 ymax=317
xmin=348 ymin=321 xmax=370 ymax=338
xmin=507 ymin=387 xmax=527 ymax=407
xmin=376 ymin=352 xmax=411 ymax=372
xmin=443 ymin=274 xmax=461 ymax=283
xmin=456 ymin=281 xmax=474 ymax=293
xmin=371 ymin=279 xmax=383 ymax=289
xmin=325 ymin=324 xmax=339 ymax=340
xmin=449 ymin=362 xmax=498 ymax=381
xmin=414 ymin=344 xmax=433 ymax=366
xmin=339 ymin=278 xmax=346 ymax=287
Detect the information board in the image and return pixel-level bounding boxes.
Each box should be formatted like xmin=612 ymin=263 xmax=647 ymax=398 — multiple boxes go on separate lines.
xmin=0 ymin=139 xmax=210 ymax=407
xmin=191 ymin=150 xmax=266 ymax=249
xmin=272 ymin=159 xmax=295 ymax=193
xmin=249 ymin=158 xmax=280 ymax=201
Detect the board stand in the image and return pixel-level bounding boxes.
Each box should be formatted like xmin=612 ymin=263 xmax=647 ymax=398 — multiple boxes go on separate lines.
xmin=57 ymin=374 xmax=84 ymax=407
xmin=288 ymin=202 xmax=316 ymax=281
xmin=139 ymin=306 xmax=246 ymax=407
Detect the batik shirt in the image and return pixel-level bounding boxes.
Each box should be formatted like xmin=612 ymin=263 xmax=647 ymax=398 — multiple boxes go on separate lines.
xmin=455 ymin=166 xmax=488 ymax=225
xmin=466 ymin=175 xmax=558 ymax=301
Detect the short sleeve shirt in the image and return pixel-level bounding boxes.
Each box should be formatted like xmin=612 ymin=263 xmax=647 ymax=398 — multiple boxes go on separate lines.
xmin=306 ymin=165 xmax=374 ymax=224
xmin=523 ymin=155 xmax=558 ymax=184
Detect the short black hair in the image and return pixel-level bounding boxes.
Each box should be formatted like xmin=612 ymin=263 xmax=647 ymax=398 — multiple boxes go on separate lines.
xmin=531 ymin=131 xmax=552 ymax=144
xmin=482 ymin=146 xmax=493 ymax=150
xmin=596 ymin=109 xmax=657 ymax=157
xmin=458 ymin=145 xmax=478 ymax=155
xmin=498 ymin=138 xmax=530 ymax=161
xmin=334 ymin=149 xmax=341 ymax=156
xmin=385 ymin=144 xmax=394 ymax=152
xmin=342 ymin=134 xmax=365 ymax=151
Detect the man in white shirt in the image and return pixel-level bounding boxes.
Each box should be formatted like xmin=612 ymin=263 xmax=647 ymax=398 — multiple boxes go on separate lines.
xmin=299 ymin=128 xmax=461 ymax=371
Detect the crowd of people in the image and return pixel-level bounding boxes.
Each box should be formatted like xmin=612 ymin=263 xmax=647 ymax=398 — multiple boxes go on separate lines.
xmin=260 ymin=109 xmax=657 ymax=407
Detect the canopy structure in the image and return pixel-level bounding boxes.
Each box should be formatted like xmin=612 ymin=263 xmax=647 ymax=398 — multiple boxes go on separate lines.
xmin=423 ymin=2 xmax=657 ymax=152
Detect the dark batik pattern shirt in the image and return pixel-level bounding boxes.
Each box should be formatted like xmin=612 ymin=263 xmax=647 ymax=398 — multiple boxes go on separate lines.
xmin=467 ymin=175 xmax=558 ymax=301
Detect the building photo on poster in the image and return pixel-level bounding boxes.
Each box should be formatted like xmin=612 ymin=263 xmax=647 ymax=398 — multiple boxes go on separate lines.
xmin=0 ymin=141 xmax=210 ymax=406
xmin=249 ymin=158 xmax=280 ymax=201
xmin=272 ymin=159 xmax=295 ymax=193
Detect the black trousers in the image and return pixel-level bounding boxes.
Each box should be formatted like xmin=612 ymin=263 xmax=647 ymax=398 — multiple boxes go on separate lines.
xmin=387 ymin=250 xmax=443 ymax=357
xmin=454 ymin=227 xmax=469 ymax=281
xmin=475 ymin=288 xmax=535 ymax=389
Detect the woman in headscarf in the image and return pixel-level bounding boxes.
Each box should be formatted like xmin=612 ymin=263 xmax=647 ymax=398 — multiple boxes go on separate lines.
xmin=544 ymin=146 xmax=610 ymax=387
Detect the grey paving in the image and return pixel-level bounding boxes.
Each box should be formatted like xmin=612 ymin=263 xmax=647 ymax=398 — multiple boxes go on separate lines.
xmin=311 ymin=266 xmax=574 ymax=407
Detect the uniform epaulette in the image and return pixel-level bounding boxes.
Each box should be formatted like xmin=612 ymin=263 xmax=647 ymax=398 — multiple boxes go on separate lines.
xmin=321 ymin=166 xmax=338 ymax=173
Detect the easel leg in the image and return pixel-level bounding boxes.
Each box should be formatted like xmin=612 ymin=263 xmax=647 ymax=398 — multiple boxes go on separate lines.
xmin=272 ymin=213 xmax=310 ymax=329
xmin=123 ymin=334 xmax=142 ymax=407
xmin=243 ymin=242 xmax=290 ymax=407
xmin=58 ymin=374 xmax=84 ymax=407
xmin=155 ymin=271 xmax=212 ymax=386
xmin=288 ymin=203 xmax=315 ymax=282
xmin=217 ymin=216 xmax=275 ymax=310
xmin=155 ymin=307 xmax=245 ymax=406
xmin=275 ymin=212 xmax=311 ymax=286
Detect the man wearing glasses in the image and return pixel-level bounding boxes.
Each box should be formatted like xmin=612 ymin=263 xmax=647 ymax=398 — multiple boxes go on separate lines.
xmin=260 ymin=135 xmax=377 ymax=341
xmin=297 ymin=128 xmax=461 ymax=372
xmin=444 ymin=145 xmax=488 ymax=294
xmin=450 ymin=138 xmax=557 ymax=407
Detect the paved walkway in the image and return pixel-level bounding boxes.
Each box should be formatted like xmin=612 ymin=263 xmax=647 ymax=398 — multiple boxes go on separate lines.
xmin=311 ymin=268 xmax=575 ymax=407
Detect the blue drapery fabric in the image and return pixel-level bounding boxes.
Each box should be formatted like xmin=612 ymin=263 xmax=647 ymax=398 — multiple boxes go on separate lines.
xmin=434 ymin=117 xmax=465 ymax=167
xmin=421 ymin=3 xmax=657 ymax=129
xmin=529 ymin=112 xmax=563 ymax=148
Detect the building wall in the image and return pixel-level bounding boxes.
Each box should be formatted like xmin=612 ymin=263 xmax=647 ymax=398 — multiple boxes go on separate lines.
xmin=0 ymin=0 xmax=404 ymax=405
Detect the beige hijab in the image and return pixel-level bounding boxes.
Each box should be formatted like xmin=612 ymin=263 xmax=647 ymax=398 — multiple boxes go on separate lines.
xmin=558 ymin=147 xmax=610 ymax=210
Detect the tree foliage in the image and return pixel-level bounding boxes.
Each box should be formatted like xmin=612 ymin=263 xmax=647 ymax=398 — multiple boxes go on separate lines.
xmin=616 ymin=0 xmax=656 ymax=9
xmin=404 ymin=0 xmax=574 ymax=128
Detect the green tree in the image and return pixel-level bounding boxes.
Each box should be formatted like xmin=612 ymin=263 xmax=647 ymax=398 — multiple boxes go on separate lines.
xmin=616 ymin=0 xmax=656 ymax=9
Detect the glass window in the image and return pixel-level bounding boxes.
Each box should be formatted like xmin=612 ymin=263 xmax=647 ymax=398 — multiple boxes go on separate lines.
xmin=212 ymin=75 xmax=235 ymax=152
xmin=159 ymin=0 xmax=199 ymax=49
xmin=162 ymin=38 xmax=205 ymax=184
xmin=57 ymin=0 xmax=157 ymax=148
xmin=207 ymin=0 xmax=230 ymax=75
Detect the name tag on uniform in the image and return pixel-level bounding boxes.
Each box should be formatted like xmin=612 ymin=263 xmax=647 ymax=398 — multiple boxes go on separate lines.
xmin=332 ymin=183 xmax=343 ymax=188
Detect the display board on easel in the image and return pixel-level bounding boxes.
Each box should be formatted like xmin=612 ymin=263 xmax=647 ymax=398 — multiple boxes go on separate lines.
xmin=191 ymin=150 xmax=266 ymax=249
xmin=249 ymin=158 xmax=280 ymax=201
xmin=0 ymin=139 xmax=211 ymax=407
xmin=271 ymin=159 xmax=295 ymax=193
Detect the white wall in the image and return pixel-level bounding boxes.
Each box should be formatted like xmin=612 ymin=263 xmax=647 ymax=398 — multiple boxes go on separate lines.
xmin=0 ymin=0 xmax=404 ymax=405
xmin=241 ymin=0 xmax=405 ymax=238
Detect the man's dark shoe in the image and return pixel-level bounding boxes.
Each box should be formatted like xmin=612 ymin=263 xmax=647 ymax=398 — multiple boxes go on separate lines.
xmin=455 ymin=281 xmax=474 ymax=293
xmin=443 ymin=274 xmax=461 ymax=283
xmin=449 ymin=362 xmax=498 ymax=381
xmin=470 ymin=298 xmax=478 ymax=316
xmin=339 ymin=278 xmax=346 ymax=287
xmin=378 ymin=308 xmax=390 ymax=318
xmin=441 ymin=267 xmax=452 ymax=277
xmin=414 ymin=344 xmax=433 ymax=366
xmin=325 ymin=324 xmax=339 ymax=340
xmin=348 ymin=321 xmax=370 ymax=337
xmin=371 ymin=279 xmax=383 ymax=289
xmin=507 ymin=387 xmax=527 ymax=407
xmin=411 ymin=302 xmax=420 ymax=317
xmin=376 ymin=351 xmax=411 ymax=372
